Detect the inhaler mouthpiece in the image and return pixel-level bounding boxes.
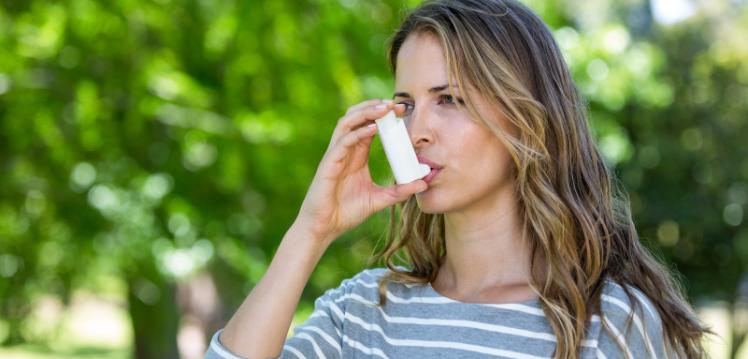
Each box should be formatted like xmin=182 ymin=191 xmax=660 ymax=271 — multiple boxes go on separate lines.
xmin=374 ymin=110 xmax=431 ymax=184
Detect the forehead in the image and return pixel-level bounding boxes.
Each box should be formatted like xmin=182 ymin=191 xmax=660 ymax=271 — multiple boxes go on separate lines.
xmin=395 ymin=32 xmax=449 ymax=88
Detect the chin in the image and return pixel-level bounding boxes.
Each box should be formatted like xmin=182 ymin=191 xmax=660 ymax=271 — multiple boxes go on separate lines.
xmin=416 ymin=206 xmax=444 ymax=215
xmin=415 ymin=189 xmax=450 ymax=214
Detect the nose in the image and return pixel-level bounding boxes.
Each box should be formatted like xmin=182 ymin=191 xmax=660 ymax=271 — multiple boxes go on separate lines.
xmin=405 ymin=105 xmax=433 ymax=149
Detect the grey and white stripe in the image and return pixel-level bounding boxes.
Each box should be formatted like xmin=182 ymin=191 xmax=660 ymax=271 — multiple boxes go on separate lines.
xmin=205 ymin=267 xmax=670 ymax=358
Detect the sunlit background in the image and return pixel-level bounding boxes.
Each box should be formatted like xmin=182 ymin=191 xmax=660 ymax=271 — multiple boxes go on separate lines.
xmin=0 ymin=0 xmax=747 ymax=358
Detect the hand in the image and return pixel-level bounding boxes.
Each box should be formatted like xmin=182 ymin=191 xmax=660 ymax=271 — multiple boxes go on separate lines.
xmin=294 ymin=99 xmax=428 ymax=244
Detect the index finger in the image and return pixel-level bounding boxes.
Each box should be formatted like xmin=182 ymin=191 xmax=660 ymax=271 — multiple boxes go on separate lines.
xmin=332 ymin=102 xmax=404 ymax=144
xmin=345 ymin=99 xmax=391 ymax=116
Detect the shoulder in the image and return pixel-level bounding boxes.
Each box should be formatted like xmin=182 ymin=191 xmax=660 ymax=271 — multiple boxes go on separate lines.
xmin=594 ymin=278 xmax=670 ymax=358
xmin=346 ymin=266 xmax=392 ymax=284
xmin=319 ymin=266 xmax=427 ymax=308
xmin=598 ymin=278 xmax=662 ymax=328
xmin=332 ymin=267 xmax=391 ymax=291
xmin=316 ymin=267 xmax=393 ymax=305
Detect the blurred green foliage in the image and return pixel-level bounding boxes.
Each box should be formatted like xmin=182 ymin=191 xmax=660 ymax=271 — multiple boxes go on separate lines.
xmin=0 ymin=0 xmax=746 ymax=357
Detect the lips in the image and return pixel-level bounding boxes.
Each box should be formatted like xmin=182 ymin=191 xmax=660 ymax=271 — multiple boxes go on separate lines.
xmin=416 ymin=155 xmax=443 ymax=170
xmin=416 ymin=155 xmax=443 ymax=185
xmin=422 ymin=167 xmax=442 ymax=184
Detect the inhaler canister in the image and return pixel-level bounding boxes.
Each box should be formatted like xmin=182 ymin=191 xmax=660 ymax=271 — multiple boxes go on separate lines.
xmin=374 ymin=109 xmax=431 ymax=184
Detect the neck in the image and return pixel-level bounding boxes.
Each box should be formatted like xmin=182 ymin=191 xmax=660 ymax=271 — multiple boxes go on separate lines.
xmin=436 ymin=186 xmax=534 ymax=296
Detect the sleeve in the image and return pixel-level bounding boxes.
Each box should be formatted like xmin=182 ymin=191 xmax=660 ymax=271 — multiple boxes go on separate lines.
xmin=204 ymin=329 xmax=245 ymax=359
xmin=594 ymin=284 xmax=675 ymax=359
xmin=204 ymin=269 xmax=373 ymax=359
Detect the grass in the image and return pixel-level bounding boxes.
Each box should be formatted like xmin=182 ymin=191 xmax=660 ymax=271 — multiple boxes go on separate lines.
xmin=0 ymin=343 xmax=128 ymax=359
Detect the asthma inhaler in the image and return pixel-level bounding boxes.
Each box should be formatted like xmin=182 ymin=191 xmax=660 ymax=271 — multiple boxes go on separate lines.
xmin=374 ymin=109 xmax=431 ymax=184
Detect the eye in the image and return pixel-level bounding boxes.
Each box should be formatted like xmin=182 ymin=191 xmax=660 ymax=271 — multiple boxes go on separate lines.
xmin=397 ymin=102 xmax=414 ymax=116
xmin=439 ymin=94 xmax=464 ymax=105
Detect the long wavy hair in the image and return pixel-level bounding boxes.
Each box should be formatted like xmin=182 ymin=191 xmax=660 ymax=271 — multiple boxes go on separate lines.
xmin=368 ymin=0 xmax=710 ymax=357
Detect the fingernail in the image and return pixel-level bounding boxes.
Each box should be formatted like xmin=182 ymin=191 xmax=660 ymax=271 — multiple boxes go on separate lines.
xmin=374 ymin=103 xmax=387 ymax=110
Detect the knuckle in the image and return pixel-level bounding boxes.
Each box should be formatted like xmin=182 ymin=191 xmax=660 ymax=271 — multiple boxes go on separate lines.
xmin=339 ymin=112 xmax=357 ymax=126
xmin=347 ymin=130 xmax=362 ymax=143
xmin=336 ymin=116 xmax=351 ymax=128
xmin=346 ymin=99 xmax=381 ymax=116
xmin=344 ymin=131 xmax=356 ymax=143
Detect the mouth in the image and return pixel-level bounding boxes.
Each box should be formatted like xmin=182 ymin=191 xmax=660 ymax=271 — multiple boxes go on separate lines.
xmin=422 ymin=167 xmax=442 ymax=185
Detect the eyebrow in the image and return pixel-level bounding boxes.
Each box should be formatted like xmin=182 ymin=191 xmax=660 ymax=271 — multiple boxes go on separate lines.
xmin=392 ymin=84 xmax=458 ymax=99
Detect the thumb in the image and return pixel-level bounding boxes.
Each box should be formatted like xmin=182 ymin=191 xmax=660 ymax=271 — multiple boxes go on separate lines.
xmin=373 ymin=179 xmax=428 ymax=209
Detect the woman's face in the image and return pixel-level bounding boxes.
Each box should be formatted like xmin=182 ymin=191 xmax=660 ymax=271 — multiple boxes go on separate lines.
xmin=394 ymin=32 xmax=515 ymax=214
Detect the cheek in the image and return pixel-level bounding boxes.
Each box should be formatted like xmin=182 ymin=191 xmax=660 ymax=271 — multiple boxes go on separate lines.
xmin=450 ymin=134 xmax=513 ymax=183
xmin=435 ymin=111 xmax=514 ymax=179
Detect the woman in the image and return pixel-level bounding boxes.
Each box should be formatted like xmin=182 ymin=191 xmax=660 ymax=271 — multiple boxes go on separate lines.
xmin=205 ymin=0 xmax=710 ymax=358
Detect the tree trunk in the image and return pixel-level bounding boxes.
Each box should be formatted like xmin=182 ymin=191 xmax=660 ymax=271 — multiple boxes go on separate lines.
xmin=127 ymin=270 xmax=180 ymax=359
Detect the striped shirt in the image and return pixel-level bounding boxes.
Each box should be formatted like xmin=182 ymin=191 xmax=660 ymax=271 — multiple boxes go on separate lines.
xmin=204 ymin=267 xmax=671 ymax=358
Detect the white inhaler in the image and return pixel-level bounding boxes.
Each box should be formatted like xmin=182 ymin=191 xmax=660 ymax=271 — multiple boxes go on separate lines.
xmin=374 ymin=109 xmax=431 ymax=184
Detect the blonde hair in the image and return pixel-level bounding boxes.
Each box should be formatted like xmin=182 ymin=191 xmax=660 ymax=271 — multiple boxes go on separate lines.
xmin=368 ymin=0 xmax=710 ymax=357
